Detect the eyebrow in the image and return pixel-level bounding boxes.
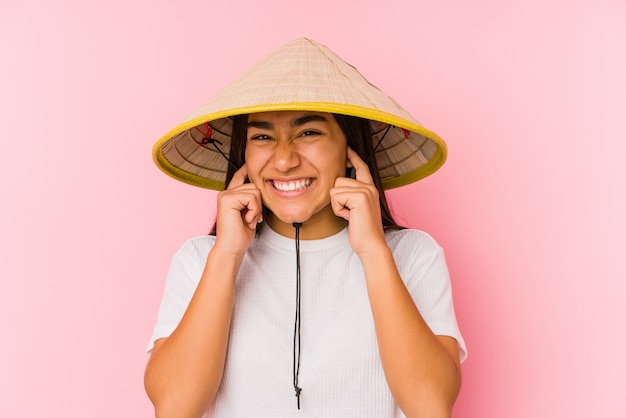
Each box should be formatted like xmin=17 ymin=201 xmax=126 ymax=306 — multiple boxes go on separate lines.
xmin=291 ymin=114 xmax=328 ymax=127
xmin=247 ymin=114 xmax=329 ymax=130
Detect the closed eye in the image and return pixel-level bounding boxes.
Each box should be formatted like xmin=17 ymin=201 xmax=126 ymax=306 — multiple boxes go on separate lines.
xmin=249 ymin=134 xmax=272 ymax=141
xmin=299 ymin=130 xmax=322 ymax=137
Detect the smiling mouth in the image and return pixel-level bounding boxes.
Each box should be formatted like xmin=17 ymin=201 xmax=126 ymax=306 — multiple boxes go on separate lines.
xmin=270 ymin=178 xmax=313 ymax=192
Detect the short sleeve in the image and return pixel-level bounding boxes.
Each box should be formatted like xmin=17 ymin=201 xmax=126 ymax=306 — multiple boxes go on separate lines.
xmin=146 ymin=235 xmax=216 ymax=353
xmin=388 ymin=230 xmax=467 ymax=362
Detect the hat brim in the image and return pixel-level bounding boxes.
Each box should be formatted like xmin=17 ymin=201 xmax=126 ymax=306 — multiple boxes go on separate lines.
xmin=153 ymin=102 xmax=446 ymax=191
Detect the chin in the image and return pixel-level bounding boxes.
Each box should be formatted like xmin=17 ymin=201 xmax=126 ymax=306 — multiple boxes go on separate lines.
xmin=274 ymin=212 xmax=310 ymax=225
xmin=269 ymin=205 xmax=317 ymax=224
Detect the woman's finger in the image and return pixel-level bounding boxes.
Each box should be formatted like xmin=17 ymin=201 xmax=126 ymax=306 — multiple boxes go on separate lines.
xmin=226 ymin=164 xmax=248 ymax=190
xmin=346 ymin=147 xmax=374 ymax=185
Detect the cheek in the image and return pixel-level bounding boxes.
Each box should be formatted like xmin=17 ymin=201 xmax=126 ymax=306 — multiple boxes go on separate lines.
xmin=316 ymin=147 xmax=347 ymax=176
xmin=244 ymin=147 xmax=268 ymax=184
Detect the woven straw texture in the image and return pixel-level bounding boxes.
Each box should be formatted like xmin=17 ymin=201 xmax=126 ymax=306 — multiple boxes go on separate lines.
xmin=153 ymin=38 xmax=447 ymax=190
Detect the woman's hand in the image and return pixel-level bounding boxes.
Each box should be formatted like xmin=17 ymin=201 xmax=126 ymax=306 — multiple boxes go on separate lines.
xmin=213 ymin=164 xmax=263 ymax=256
xmin=330 ymin=147 xmax=387 ymax=257
xmin=332 ymin=150 xmax=461 ymax=417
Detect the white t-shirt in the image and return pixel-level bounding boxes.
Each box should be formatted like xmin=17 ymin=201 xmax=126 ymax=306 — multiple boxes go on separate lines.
xmin=148 ymin=225 xmax=466 ymax=417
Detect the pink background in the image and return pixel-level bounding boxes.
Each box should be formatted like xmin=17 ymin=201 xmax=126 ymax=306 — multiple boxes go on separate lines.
xmin=1 ymin=0 xmax=624 ymax=416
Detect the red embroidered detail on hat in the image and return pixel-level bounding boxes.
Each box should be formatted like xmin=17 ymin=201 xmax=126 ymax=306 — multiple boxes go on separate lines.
xmin=195 ymin=122 xmax=213 ymax=146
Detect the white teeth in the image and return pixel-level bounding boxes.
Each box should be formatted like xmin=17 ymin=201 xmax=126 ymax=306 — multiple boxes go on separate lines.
xmin=273 ymin=179 xmax=312 ymax=191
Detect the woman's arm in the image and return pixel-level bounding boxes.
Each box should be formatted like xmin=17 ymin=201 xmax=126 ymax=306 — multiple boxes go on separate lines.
xmin=359 ymin=246 xmax=461 ymax=418
xmin=331 ymin=148 xmax=461 ymax=417
xmin=144 ymin=249 xmax=241 ymax=418
xmin=144 ymin=165 xmax=263 ymax=418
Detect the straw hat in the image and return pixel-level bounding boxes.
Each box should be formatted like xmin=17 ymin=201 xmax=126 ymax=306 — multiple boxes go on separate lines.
xmin=153 ymin=37 xmax=447 ymax=190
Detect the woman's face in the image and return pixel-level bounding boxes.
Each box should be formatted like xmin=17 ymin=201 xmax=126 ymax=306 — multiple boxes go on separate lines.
xmin=245 ymin=110 xmax=348 ymax=237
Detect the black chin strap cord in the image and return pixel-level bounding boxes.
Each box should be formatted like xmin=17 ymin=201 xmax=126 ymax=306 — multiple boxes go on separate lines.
xmin=292 ymin=222 xmax=303 ymax=410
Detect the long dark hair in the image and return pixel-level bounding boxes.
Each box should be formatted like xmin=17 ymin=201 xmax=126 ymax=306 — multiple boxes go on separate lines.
xmin=210 ymin=113 xmax=403 ymax=235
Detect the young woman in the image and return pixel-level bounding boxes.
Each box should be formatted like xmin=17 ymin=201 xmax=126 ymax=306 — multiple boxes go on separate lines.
xmin=145 ymin=38 xmax=466 ymax=418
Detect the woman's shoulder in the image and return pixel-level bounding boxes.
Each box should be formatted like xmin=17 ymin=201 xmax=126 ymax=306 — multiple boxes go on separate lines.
xmin=173 ymin=234 xmax=217 ymax=260
xmin=385 ymin=228 xmax=443 ymax=251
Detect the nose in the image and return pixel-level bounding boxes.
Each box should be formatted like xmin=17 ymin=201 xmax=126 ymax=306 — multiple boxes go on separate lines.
xmin=271 ymin=141 xmax=300 ymax=172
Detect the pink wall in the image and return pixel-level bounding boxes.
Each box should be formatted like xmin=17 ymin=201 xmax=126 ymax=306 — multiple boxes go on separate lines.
xmin=1 ymin=0 xmax=624 ymax=416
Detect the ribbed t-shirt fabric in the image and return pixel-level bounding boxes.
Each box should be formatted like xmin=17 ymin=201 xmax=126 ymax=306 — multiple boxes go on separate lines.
xmin=148 ymin=225 xmax=466 ymax=417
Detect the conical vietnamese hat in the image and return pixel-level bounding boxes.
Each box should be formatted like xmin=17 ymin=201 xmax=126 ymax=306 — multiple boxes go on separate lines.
xmin=152 ymin=37 xmax=447 ymax=190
